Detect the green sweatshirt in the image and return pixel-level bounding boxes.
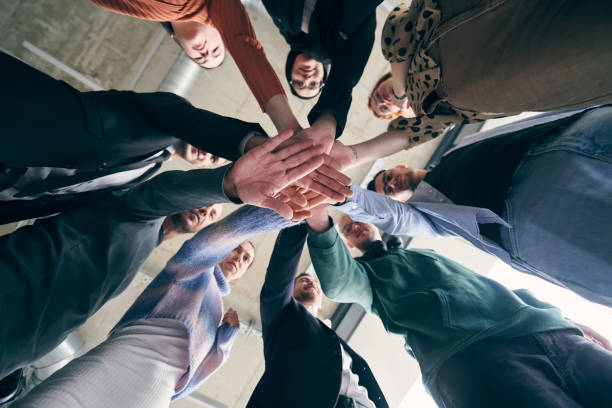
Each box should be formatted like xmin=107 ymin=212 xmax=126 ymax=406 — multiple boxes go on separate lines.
xmin=307 ymin=222 xmax=578 ymax=394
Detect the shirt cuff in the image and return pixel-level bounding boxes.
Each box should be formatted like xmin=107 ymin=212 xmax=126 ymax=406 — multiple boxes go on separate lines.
xmin=220 ymin=164 xmax=243 ymax=204
xmin=306 ymin=217 xmax=339 ymax=249
xmin=238 ymin=131 xmax=266 ymax=156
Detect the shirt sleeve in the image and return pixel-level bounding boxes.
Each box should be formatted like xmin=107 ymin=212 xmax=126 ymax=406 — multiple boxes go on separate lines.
xmin=308 ymin=12 xmax=376 ymax=137
xmin=335 ymin=184 xmax=443 ymax=237
xmin=173 ymin=322 xmax=239 ymax=399
xmin=306 ymin=220 xmax=374 ymax=312
xmin=260 ymin=225 xmax=308 ymax=338
xmin=120 ymin=166 xmax=232 ymax=219
xmin=161 ymin=205 xmax=295 ymax=279
xmin=210 ymin=0 xmax=286 ymax=110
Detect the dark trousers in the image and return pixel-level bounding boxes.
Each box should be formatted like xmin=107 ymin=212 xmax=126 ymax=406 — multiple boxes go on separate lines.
xmin=435 ymin=330 xmax=612 ymax=408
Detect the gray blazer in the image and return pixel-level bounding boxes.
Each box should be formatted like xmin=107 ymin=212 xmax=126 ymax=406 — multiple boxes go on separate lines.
xmin=0 ymin=166 xmax=231 ymax=378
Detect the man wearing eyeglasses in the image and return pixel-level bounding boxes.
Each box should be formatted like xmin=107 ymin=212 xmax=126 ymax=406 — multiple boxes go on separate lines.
xmin=264 ymin=0 xmax=383 ymax=139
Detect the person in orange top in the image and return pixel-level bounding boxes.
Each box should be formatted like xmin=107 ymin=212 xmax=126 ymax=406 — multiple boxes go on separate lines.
xmin=91 ymin=0 xmax=306 ymax=135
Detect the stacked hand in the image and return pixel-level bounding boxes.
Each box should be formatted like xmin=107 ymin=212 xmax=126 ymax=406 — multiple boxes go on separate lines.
xmin=223 ymin=130 xmax=353 ymax=220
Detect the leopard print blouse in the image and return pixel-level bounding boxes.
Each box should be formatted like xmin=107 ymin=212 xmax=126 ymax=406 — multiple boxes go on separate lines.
xmin=381 ymin=1 xmax=503 ymax=149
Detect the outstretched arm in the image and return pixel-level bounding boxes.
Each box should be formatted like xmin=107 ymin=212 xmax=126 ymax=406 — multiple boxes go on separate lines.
xmin=306 ymin=206 xmax=374 ymax=311
xmin=165 ymin=205 xmax=295 ymax=278
xmin=212 ymin=0 xmax=301 ymax=133
xmin=335 ymin=184 xmax=443 ymax=237
xmin=260 ymin=225 xmax=308 ymax=338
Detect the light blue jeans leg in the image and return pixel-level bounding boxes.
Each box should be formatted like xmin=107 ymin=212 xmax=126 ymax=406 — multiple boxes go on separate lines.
xmin=503 ymin=106 xmax=612 ymax=307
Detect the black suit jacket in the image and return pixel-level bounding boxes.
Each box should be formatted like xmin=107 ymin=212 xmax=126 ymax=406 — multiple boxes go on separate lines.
xmin=263 ymin=0 xmax=382 ymax=137
xmin=0 ymin=165 xmax=231 ymax=378
xmin=0 ymin=51 xmax=265 ymax=222
xmin=247 ymin=225 xmax=388 ymax=408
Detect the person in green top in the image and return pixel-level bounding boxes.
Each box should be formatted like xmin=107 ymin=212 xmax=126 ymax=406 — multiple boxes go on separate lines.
xmin=306 ymin=210 xmax=612 ymax=408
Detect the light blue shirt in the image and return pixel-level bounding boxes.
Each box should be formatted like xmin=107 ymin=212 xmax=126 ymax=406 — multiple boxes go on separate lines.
xmin=336 ymin=107 xmax=594 ymax=276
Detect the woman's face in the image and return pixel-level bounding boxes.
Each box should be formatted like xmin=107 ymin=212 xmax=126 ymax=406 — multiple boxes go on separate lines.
xmin=290 ymin=53 xmax=325 ymax=98
xmin=369 ymin=77 xmax=402 ymax=118
xmin=171 ymin=21 xmax=225 ymax=68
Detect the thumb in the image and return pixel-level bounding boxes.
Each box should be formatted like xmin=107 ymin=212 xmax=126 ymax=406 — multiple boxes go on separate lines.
xmin=261 ymin=196 xmax=294 ymax=220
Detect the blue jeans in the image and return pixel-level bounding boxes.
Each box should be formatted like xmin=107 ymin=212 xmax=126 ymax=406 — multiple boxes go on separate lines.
xmin=501 ymin=106 xmax=612 ymax=306
xmin=435 ymin=330 xmax=612 ymax=408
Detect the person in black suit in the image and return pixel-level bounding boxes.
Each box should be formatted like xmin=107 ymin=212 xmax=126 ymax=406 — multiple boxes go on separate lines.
xmin=262 ymin=0 xmax=383 ymax=138
xmin=0 ymin=130 xmax=328 ymax=380
xmin=247 ymin=225 xmax=388 ymax=408
xmin=0 ymin=51 xmax=264 ymax=223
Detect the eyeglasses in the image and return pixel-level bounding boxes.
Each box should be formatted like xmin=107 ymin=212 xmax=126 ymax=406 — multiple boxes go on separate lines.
xmin=289 ymin=79 xmax=325 ymax=91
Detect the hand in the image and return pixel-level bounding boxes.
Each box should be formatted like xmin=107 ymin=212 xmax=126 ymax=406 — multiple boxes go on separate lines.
xmin=223 ymin=130 xmax=326 ymax=219
xmin=305 ymin=203 xmax=331 ymax=233
xmin=293 ymin=126 xmax=335 ymax=154
xmin=569 ymin=320 xmax=612 ymax=351
xmin=222 ymin=308 xmax=240 ymax=328
xmin=328 ymin=141 xmax=357 ymax=171
xmin=282 ymin=189 xmax=332 ymax=221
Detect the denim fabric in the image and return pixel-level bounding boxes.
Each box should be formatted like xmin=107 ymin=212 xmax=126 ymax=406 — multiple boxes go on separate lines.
xmin=337 ymin=106 xmax=612 ymax=307
xmin=502 ymin=106 xmax=612 ymax=306
xmin=435 ymin=330 xmax=612 ymax=408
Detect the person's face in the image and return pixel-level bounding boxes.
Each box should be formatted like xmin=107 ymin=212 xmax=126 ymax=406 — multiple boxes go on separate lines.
xmin=370 ymin=77 xmax=402 ymax=118
xmin=181 ymin=144 xmax=228 ymax=168
xmin=374 ymin=166 xmax=419 ymax=201
xmin=219 ymin=241 xmax=255 ymax=282
xmin=338 ymin=215 xmax=381 ymax=251
xmin=178 ymin=204 xmax=224 ymax=233
xmin=290 ymin=53 xmax=325 ymax=98
xmin=171 ymin=21 xmax=225 ymax=68
xmin=293 ymin=274 xmax=322 ymax=308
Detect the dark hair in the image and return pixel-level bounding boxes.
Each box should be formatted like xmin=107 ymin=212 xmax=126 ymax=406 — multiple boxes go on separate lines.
xmin=162 ymin=22 xmax=225 ymax=69
xmin=244 ymin=240 xmax=256 ymax=269
xmin=367 ymin=169 xmax=385 ymax=192
xmin=161 ymin=22 xmax=174 ymax=34
xmin=285 ymin=50 xmax=329 ymax=100
xmin=294 ymin=272 xmax=314 ymax=284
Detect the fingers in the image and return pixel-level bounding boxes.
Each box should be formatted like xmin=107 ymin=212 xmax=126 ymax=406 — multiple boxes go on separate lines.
xmin=261 ymin=196 xmax=294 ymax=220
xmin=280 ymin=144 xmax=325 ymax=168
xmin=273 ymin=140 xmax=320 ymax=162
xmin=279 ymin=186 xmax=308 ymax=207
xmin=291 ymin=210 xmax=312 ymax=222
xmin=284 ymin=155 xmax=326 ymax=187
xmin=316 ymin=164 xmax=353 ymax=187
xmin=257 ymin=129 xmax=295 ymax=153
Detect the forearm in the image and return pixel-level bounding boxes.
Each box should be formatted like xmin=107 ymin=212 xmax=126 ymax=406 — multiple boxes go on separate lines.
xmin=264 ymin=94 xmax=302 ymax=133
xmin=122 ymin=167 xmax=232 ymax=219
xmin=306 ymin=222 xmax=373 ymax=309
xmin=390 ymin=62 xmax=409 ymax=97
xmin=167 ymin=206 xmax=295 ymax=276
xmin=348 ymin=130 xmax=411 ymax=168
xmin=261 ymin=225 xmax=308 ymax=328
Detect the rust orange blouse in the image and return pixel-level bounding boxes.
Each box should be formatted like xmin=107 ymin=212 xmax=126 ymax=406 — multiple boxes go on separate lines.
xmin=91 ymin=0 xmax=285 ymax=110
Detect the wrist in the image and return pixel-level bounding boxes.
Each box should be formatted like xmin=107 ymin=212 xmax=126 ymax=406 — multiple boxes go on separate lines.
xmin=222 ymin=166 xmax=239 ymax=202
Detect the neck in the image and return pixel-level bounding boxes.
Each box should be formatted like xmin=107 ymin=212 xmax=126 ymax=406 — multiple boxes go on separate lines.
xmin=162 ymin=217 xmax=180 ymax=241
xmin=304 ymin=304 xmax=320 ymax=317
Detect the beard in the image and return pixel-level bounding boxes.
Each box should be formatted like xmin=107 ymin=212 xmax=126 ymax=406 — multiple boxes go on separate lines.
xmin=293 ymin=289 xmax=318 ymax=305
